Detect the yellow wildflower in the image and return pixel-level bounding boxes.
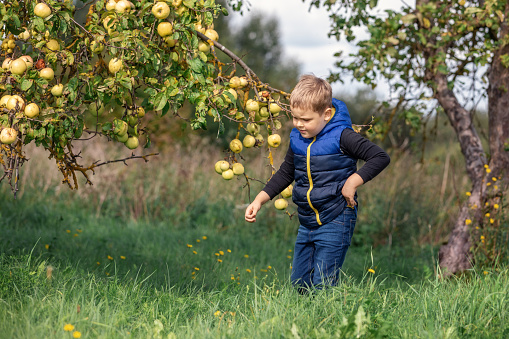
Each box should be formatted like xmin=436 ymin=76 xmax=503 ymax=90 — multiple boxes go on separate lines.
xmin=485 ymin=213 xmax=490 ymax=217
xmin=368 ymin=268 xmax=375 ymax=274
xmin=465 ymin=192 xmax=471 ymax=196
xmin=483 ymin=271 xmax=488 ymax=275
xmin=494 ymin=185 xmax=498 ymax=190
xmin=485 ymin=202 xmax=489 ymax=206
xmin=487 ymin=182 xmax=491 ymax=186
xmin=66 ymin=230 xmax=71 ymax=233
xmin=187 ymin=244 xmax=193 ymax=248
xmin=260 ymin=269 xmax=268 ymax=272
xmin=465 ymin=219 xmax=472 ymax=225
xmin=244 ymin=254 xmax=249 ymax=258
xmin=215 ymin=253 xmax=220 ymax=256
xmin=120 ymin=256 xmax=126 ymax=260
xmin=202 ymin=236 xmax=207 ymax=240
xmin=475 ymin=226 xmax=480 ymax=230
xmin=192 ymin=272 xmax=195 ymax=275
xmin=196 ymin=239 xmax=200 ymax=242
xmin=246 ymin=269 xmax=251 ymax=273
xmin=106 ymin=272 xmax=110 ymax=276
xmin=45 ymin=244 xmax=49 ymax=250
xmin=484 ymin=164 xmax=489 ymax=169
xmin=287 ymin=256 xmax=292 ymax=259
xmin=480 ymin=235 xmax=485 ymax=240
xmin=492 ymin=177 xmax=497 ymax=182
xmin=193 ymin=251 xmax=197 ymax=254
xmin=490 ymin=218 xmax=494 ymax=224
xmin=64 ymin=324 xmax=75 ymax=332
xmin=107 ymin=255 xmax=113 ymax=260
xmin=267 ymin=266 xmax=272 ymax=269
xmin=486 ymin=168 xmax=492 ymax=173
xmin=194 ymin=267 xmax=200 ymax=271
xmin=77 ymin=229 xmax=82 ymax=233
xmin=231 ymin=276 xmax=235 ymax=280
xmin=217 ymin=259 xmax=222 ymax=263
xmin=219 ymin=251 xmax=224 ymax=255
xmin=73 ymin=331 xmax=82 ymax=338
xmin=214 ymin=311 xmax=221 ymax=317
xmin=288 ymin=249 xmax=292 ymax=252
xmin=494 ymin=204 xmax=499 ymax=209
xmin=227 ymin=249 xmax=231 ymax=253
xmin=96 ymin=262 xmax=100 ymax=265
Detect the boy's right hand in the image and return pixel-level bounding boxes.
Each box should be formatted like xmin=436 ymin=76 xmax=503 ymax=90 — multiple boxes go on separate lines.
xmin=245 ymin=202 xmax=261 ymax=223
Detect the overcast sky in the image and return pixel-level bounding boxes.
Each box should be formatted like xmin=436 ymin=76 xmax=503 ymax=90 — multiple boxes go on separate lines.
xmin=229 ymin=0 xmax=415 ymax=98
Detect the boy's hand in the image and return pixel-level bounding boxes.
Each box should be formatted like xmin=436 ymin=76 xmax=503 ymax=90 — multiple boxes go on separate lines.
xmin=245 ymin=202 xmax=261 ymax=223
xmin=342 ymin=173 xmax=364 ymax=208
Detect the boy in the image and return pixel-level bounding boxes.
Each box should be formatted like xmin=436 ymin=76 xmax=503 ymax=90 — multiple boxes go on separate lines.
xmin=245 ymin=74 xmax=390 ymax=291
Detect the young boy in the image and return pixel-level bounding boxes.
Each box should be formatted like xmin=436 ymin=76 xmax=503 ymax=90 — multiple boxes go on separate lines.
xmin=245 ymin=74 xmax=390 ymax=291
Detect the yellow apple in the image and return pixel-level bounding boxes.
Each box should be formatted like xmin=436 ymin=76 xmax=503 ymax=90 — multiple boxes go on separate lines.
xmin=19 ymin=29 xmax=30 ymax=40
xmin=152 ymin=2 xmax=170 ymax=19
xmin=90 ymin=41 xmax=104 ymax=53
xmin=113 ymin=119 xmax=128 ymax=136
xmin=9 ymin=58 xmax=27 ymax=75
xmin=34 ymin=3 xmax=52 ymax=18
xmin=246 ymin=123 xmax=260 ymax=135
xmin=106 ymin=0 xmax=116 ymax=10
xmin=24 ymin=103 xmax=40 ymax=118
xmin=198 ymin=41 xmax=210 ymax=53
xmin=255 ymin=134 xmax=264 ymax=144
xmin=172 ymin=0 xmax=182 ymax=7
xmin=51 ymin=84 xmax=64 ymax=97
xmin=269 ymin=103 xmax=282 ymax=115
xmin=215 ymin=160 xmax=228 ymax=174
xmin=20 ymin=55 xmax=33 ymax=69
xmin=0 ymin=95 xmax=11 ymax=107
xmin=108 ymin=58 xmax=123 ymax=74
xmin=274 ymin=198 xmax=288 ymax=210
xmin=232 ymin=163 xmax=244 ymax=175
xmin=115 ymin=0 xmax=130 ymax=13
xmin=45 ymin=39 xmax=60 ymax=51
xmin=164 ymin=37 xmax=176 ymax=47
xmin=136 ymin=106 xmax=145 ymax=118
xmin=259 ymin=106 xmax=269 ymax=118
xmin=243 ymin=135 xmax=256 ymax=148
xmin=230 ymin=139 xmax=243 ymax=153
xmin=224 ymin=88 xmax=237 ymax=104
xmin=39 ymin=67 xmax=55 ymax=80
xmin=239 ymin=76 xmax=248 ymax=88
xmin=157 ymin=22 xmax=173 ymax=37
xmin=222 ymin=169 xmax=234 ymax=180
xmin=2 ymin=58 xmax=12 ymax=70
xmin=0 ymin=127 xmax=18 ymax=144
xmin=204 ymin=29 xmax=219 ymax=41
xmin=229 ymin=76 xmax=241 ymax=88
xmin=245 ymin=99 xmax=259 ymax=112
xmin=268 ymin=134 xmax=281 ymax=148
xmin=194 ymin=22 xmax=206 ymax=34
xmin=6 ymin=95 xmax=25 ymax=111
xmin=281 ymin=185 xmax=293 ymax=198
xmin=125 ymin=136 xmax=139 ymax=149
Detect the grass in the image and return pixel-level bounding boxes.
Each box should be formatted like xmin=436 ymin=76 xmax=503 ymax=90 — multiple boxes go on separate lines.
xmin=1 ymin=136 xmax=507 ymax=338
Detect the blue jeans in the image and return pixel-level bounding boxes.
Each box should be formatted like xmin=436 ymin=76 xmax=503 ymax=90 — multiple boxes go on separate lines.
xmin=290 ymin=206 xmax=357 ymax=290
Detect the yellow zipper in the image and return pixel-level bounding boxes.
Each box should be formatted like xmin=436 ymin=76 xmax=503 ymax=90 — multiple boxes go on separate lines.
xmin=306 ymin=137 xmax=322 ymax=225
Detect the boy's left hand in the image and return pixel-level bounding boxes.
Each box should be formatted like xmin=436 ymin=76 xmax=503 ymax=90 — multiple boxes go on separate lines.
xmin=341 ymin=173 xmax=364 ymax=207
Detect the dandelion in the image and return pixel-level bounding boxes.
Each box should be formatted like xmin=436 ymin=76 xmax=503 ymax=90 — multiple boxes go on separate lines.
xmin=480 ymin=235 xmax=485 ymax=240
xmin=483 ymin=271 xmax=489 ymax=275
xmin=485 ymin=213 xmax=491 ymax=217
xmin=96 ymin=262 xmax=100 ymax=265
xmin=107 ymin=255 xmax=113 ymax=260
xmin=244 ymin=254 xmax=249 ymax=258
xmin=227 ymin=249 xmax=231 ymax=253
xmin=475 ymin=226 xmax=480 ymax=230
xmin=192 ymin=272 xmax=195 ymax=275
xmin=66 ymin=230 xmax=71 ymax=233
xmin=215 ymin=253 xmax=220 ymax=256
xmin=187 ymin=244 xmax=193 ymax=248
xmin=267 ymin=266 xmax=272 ymax=269
xmin=219 ymin=251 xmax=224 ymax=256
xmin=73 ymin=331 xmax=82 ymax=338
xmin=494 ymin=185 xmax=498 ymax=190
xmin=194 ymin=267 xmax=200 ymax=271
xmin=196 ymin=239 xmax=201 ymax=243
xmin=288 ymin=249 xmax=292 ymax=252
xmin=193 ymin=251 xmax=197 ymax=254
xmin=368 ymin=268 xmax=375 ymax=274
xmin=218 ymin=259 xmax=222 ymax=263
xmin=214 ymin=311 xmax=221 ymax=317
xmin=494 ymin=204 xmax=499 ymax=209
xmin=487 ymin=182 xmax=491 ymax=186
xmin=465 ymin=219 xmax=472 ymax=225
xmin=106 ymin=272 xmax=110 ymax=276
xmin=490 ymin=218 xmax=495 ymax=224
xmin=246 ymin=269 xmax=251 ymax=273
xmin=120 ymin=256 xmax=126 ymax=260
xmin=486 ymin=168 xmax=492 ymax=173
xmin=73 ymin=233 xmax=78 ymax=237
xmin=64 ymin=324 xmax=75 ymax=332
xmin=492 ymin=177 xmax=497 ymax=182
xmin=484 ymin=164 xmax=489 ymax=169
xmin=485 ymin=202 xmax=489 ymax=206
xmin=231 ymin=276 xmax=235 ymax=280
xmin=260 ymin=269 xmax=268 ymax=272
xmin=287 ymin=256 xmax=292 ymax=259
xmin=202 ymin=236 xmax=207 ymax=240
xmin=77 ymin=229 xmax=82 ymax=233
xmin=465 ymin=192 xmax=471 ymax=196
xmin=45 ymin=244 xmax=49 ymax=250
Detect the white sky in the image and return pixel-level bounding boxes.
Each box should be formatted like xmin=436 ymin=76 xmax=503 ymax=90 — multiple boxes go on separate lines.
xmin=229 ymin=0 xmax=415 ymax=98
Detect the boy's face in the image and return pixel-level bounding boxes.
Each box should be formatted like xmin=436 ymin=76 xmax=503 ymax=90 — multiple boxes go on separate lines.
xmin=291 ymin=106 xmax=332 ymax=139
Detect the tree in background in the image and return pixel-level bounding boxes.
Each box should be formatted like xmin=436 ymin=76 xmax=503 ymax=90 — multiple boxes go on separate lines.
xmin=301 ymin=0 xmax=509 ymax=274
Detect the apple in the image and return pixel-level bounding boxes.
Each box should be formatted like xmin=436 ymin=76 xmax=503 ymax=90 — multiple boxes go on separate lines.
xmin=24 ymin=103 xmax=40 ymax=118
xmin=0 ymin=127 xmax=18 ymax=144
xmin=230 ymin=139 xmax=243 ymax=153
xmin=136 ymin=106 xmax=145 ymax=118
xmin=113 ymin=119 xmax=128 ymax=136
xmin=157 ymin=22 xmax=173 ymax=37
xmin=90 ymin=41 xmax=104 ymax=54
xmin=20 ymin=55 xmax=33 ymax=69
xmin=232 ymin=163 xmax=244 ymax=175
xmin=108 ymin=58 xmax=123 ymax=74
xmin=39 ymin=67 xmax=55 ymax=80
xmin=106 ymin=0 xmax=116 ymax=10
xmin=268 ymin=134 xmax=281 ymax=148
xmin=259 ymin=106 xmax=269 ymax=118
xmin=172 ymin=0 xmax=182 ymax=7
xmin=9 ymin=58 xmax=27 ymax=75
xmin=125 ymin=136 xmax=139 ymax=149
xmin=281 ymin=185 xmax=293 ymax=198
xmin=255 ymin=134 xmax=264 ymax=144
xmin=51 ymin=84 xmax=64 ymax=97
xmin=215 ymin=160 xmax=227 ymax=174
xmin=245 ymin=99 xmax=259 ymax=112
xmin=239 ymin=76 xmax=248 ymax=88
xmin=229 ymin=76 xmax=241 ymax=88
xmin=246 ymin=123 xmax=260 ymax=135
xmin=117 ymin=133 xmax=129 ymax=143
xmin=269 ymin=103 xmax=282 ymax=115
xmin=89 ymin=102 xmax=105 ymax=116
xmin=164 ymin=37 xmax=176 ymax=47
xmin=274 ymin=198 xmax=288 ymax=210
xmin=115 ymin=0 xmax=130 ymax=13
xmin=19 ymin=29 xmax=30 ymax=40
xmin=6 ymin=95 xmax=25 ymax=111
xmin=34 ymin=3 xmax=52 ymax=18
xmin=194 ymin=22 xmax=206 ymax=34
xmin=2 ymin=58 xmax=12 ymax=70
xmin=152 ymin=2 xmax=170 ymax=19
xmin=243 ymin=135 xmax=256 ymax=148
xmin=205 ymin=29 xmax=219 ymax=41
xmin=103 ymin=16 xmax=115 ymax=30
xmin=0 ymin=95 xmax=11 ymax=107
xmin=224 ymin=88 xmax=237 ymax=104
xmin=46 ymin=39 xmax=60 ymax=51
xmin=198 ymin=41 xmax=210 ymax=53
xmin=222 ymin=169 xmax=234 ymax=180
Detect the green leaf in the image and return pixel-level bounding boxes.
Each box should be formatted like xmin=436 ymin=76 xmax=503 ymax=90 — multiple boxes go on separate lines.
xmin=20 ymin=79 xmax=33 ymax=91
xmin=33 ymin=17 xmax=45 ymax=32
xmin=188 ymin=59 xmax=203 ymax=73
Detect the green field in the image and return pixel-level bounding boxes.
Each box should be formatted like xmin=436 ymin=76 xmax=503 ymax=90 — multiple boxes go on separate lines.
xmin=1 ymin=139 xmax=508 ymax=338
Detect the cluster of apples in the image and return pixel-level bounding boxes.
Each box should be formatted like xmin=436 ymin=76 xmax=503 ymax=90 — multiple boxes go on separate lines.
xmin=214 ymin=160 xmax=244 ymax=180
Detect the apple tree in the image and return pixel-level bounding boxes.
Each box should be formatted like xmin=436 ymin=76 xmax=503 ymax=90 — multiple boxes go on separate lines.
xmin=0 ymin=0 xmax=291 ymax=199
xmin=302 ymin=0 xmax=509 ymax=274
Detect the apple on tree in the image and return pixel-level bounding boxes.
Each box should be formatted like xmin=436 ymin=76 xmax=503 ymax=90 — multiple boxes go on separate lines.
xmin=125 ymin=136 xmax=139 ymax=149
xmin=232 ymin=163 xmax=244 ymax=175
xmin=0 ymin=128 xmax=18 ymax=145
xmin=274 ymin=198 xmax=288 ymax=210
xmin=24 ymin=103 xmax=40 ymax=118
xmin=108 ymin=58 xmax=123 ymax=74
xmin=243 ymin=135 xmax=256 ymax=148
xmin=51 ymin=84 xmax=64 ymax=97
xmin=230 ymin=139 xmax=243 ymax=153
xmin=157 ymin=22 xmax=173 ymax=37
xmin=34 ymin=3 xmax=52 ymax=19
xmin=152 ymin=2 xmax=170 ymax=19
xmin=9 ymin=58 xmax=27 ymax=75
xmin=20 ymin=56 xmax=33 ymax=69
xmin=222 ymin=169 xmax=234 ymax=180
xmin=267 ymin=134 xmax=281 ymax=148
xmin=281 ymin=185 xmax=293 ymax=198
xmin=39 ymin=67 xmax=55 ymax=80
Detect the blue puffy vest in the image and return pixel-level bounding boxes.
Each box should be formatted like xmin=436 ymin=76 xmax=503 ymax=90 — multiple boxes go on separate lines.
xmin=290 ymin=98 xmax=357 ymax=228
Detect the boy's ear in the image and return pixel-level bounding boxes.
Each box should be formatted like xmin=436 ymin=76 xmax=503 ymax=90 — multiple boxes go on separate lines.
xmin=324 ymin=108 xmax=332 ymax=121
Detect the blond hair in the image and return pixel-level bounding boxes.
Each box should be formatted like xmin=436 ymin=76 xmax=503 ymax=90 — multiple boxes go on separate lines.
xmin=290 ymin=74 xmax=332 ymax=114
